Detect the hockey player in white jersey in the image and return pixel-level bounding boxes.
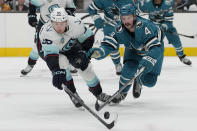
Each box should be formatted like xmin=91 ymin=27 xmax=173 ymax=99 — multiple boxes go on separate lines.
xmin=38 ymin=8 xmax=111 ymax=108
xmin=21 ymin=0 xmax=77 ymax=76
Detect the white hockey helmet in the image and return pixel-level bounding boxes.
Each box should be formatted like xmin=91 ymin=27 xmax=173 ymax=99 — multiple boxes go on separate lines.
xmin=50 ymin=8 xmax=68 ymax=22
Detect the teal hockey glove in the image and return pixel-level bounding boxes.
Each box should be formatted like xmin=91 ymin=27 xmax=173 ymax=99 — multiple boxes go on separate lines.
xmin=86 ymin=47 xmax=105 ymax=60
xmin=93 ymin=15 xmax=104 ymax=29
xmin=160 ymin=23 xmax=168 ymax=32
xmin=138 ymin=56 xmax=157 ymax=74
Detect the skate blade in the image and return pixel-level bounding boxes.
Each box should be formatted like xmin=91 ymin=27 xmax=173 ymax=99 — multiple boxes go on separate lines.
xmin=77 ymin=106 xmax=85 ymax=111
xmin=20 ymin=74 xmax=27 ymax=77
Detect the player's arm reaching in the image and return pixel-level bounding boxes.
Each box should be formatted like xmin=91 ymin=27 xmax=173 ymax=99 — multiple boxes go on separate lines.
xmin=88 ymin=0 xmax=105 ymax=29
xmin=159 ymin=6 xmax=174 ymax=32
xmin=28 ymin=0 xmax=45 ymax=27
xmin=28 ymin=2 xmax=37 ymax=27
xmin=65 ymin=0 xmax=76 ymax=16
xmin=87 ymin=30 xmax=119 ymax=60
xmin=136 ymin=0 xmax=148 ymax=14
xmin=39 ymin=30 xmax=65 ymax=90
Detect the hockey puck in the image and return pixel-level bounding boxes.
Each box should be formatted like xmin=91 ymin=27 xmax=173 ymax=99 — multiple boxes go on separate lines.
xmin=104 ymin=111 xmax=110 ymax=119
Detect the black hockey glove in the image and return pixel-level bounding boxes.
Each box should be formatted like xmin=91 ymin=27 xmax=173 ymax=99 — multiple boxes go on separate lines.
xmin=28 ymin=13 xmax=37 ymax=27
xmin=52 ymin=69 xmax=67 ymax=90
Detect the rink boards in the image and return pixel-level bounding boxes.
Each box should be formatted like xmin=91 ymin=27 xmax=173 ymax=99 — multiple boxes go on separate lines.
xmin=0 ymin=13 xmax=197 ymax=57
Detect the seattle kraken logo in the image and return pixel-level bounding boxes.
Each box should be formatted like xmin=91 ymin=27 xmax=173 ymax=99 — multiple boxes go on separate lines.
xmin=62 ymin=39 xmax=77 ymax=51
xmin=109 ymin=4 xmax=120 ymax=20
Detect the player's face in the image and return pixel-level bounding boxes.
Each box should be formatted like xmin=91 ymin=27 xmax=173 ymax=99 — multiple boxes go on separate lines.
xmin=121 ymin=14 xmax=135 ymax=30
xmin=51 ymin=21 xmax=68 ymax=34
xmin=154 ymin=0 xmax=162 ymax=5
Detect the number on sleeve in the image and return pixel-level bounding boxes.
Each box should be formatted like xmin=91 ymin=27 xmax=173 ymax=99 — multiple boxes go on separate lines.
xmin=42 ymin=39 xmax=53 ymax=44
xmin=75 ymin=19 xmax=82 ymax=24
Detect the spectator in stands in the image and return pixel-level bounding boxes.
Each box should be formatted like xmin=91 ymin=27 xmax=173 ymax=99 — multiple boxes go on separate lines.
xmin=176 ymin=0 xmax=187 ymax=11
xmin=16 ymin=0 xmax=28 ymax=11
xmin=0 ymin=0 xmax=3 ymax=10
xmin=187 ymin=0 xmax=197 ymax=11
xmin=0 ymin=0 xmax=11 ymax=11
xmin=176 ymin=0 xmax=197 ymax=11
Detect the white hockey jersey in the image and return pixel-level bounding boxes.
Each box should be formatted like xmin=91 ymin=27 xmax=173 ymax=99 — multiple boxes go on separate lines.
xmin=30 ymin=0 xmax=75 ymax=23
xmin=39 ymin=15 xmax=93 ymax=57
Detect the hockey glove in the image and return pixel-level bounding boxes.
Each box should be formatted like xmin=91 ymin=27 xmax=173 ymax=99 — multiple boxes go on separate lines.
xmin=28 ymin=13 xmax=37 ymax=27
xmin=138 ymin=56 xmax=157 ymax=74
xmin=52 ymin=69 xmax=67 ymax=90
xmin=86 ymin=47 xmax=105 ymax=60
xmin=93 ymin=15 xmax=104 ymax=29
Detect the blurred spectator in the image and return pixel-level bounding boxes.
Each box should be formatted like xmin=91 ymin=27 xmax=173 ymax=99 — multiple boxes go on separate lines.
xmin=175 ymin=0 xmax=197 ymax=11
xmin=16 ymin=0 xmax=28 ymax=11
xmin=0 ymin=0 xmax=4 ymax=11
xmin=175 ymin=0 xmax=187 ymax=11
xmin=83 ymin=0 xmax=91 ymax=9
xmin=74 ymin=0 xmax=91 ymax=10
xmin=74 ymin=0 xmax=84 ymax=9
xmin=185 ymin=0 xmax=197 ymax=11
xmin=0 ymin=0 xmax=12 ymax=11
xmin=188 ymin=0 xmax=197 ymax=11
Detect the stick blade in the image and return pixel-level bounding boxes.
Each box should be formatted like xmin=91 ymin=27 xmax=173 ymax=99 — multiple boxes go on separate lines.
xmin=106 ymin=113 xmax=118 ymax=129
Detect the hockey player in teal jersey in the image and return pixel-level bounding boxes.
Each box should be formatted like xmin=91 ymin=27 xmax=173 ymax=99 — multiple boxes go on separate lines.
xmin=88 ymin=0 xmax=135 ymax=75
xmin=87 ymin=4 xmax=164 ymax=103
xmin=138 ymin=0 xmax=192 ymax=65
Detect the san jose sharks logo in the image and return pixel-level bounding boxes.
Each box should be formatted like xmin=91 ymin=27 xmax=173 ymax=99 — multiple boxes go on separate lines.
xmin=109 ymin=4 xmax=120 ymax=20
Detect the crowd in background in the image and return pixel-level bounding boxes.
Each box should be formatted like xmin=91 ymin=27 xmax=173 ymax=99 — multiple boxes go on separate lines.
xmin=175 ymin=0 xmax=197 ymax=11
xmin=0 ymin=0 xmax=197 ymax=12
xmin=0 ymin=0 xmax=28 ymax=11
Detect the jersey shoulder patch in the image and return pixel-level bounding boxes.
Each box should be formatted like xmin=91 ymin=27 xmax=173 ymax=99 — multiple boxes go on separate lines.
xmin=115 ymin=25 xmax=123 ymax=33
xmin=136 ymin=21 xmax=143 ymax=28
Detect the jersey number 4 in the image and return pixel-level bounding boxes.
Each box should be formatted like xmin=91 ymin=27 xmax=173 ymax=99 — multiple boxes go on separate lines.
xmin=145 ymin=27 xmax=151 ymax=35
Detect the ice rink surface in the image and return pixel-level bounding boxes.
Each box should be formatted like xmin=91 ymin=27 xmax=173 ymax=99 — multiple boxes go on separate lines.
xmin=0 ymin=57 xmax=197 ymax=131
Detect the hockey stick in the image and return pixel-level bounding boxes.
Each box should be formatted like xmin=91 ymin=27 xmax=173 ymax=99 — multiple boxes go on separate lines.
xmin=95 ymin=67 xmax=145 ymax=111
xmin=165 ymin=30 xmax=197 ymax=39
xmin=62 ymin=85 xmax=118 ymax=129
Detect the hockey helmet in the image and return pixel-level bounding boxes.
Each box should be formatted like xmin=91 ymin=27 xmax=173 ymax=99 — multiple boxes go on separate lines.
xmin=120 ymin=4 xmax=137 ymax=16
xmin=50 ymin=8 xmax=68 ymax=22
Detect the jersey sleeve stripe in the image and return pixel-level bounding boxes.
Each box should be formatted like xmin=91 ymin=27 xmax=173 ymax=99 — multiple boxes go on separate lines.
xmin=104 ymin=36 xmax=118 ymax=44
xmin=102 ymin=40 xmax=117 ymax=49
xmin=90 ymin=1 xmax=100 ymax=11
xmin=78 ymin=27 xmax=93 ymax=43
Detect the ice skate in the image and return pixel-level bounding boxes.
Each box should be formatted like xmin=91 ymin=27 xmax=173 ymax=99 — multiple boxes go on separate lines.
xmin=133 ymin=78 xmax=142 ymax=98
xmin=96 ymin=93 xmax=111 ymax=102
xmin=179 ymin=55 xmax=192 ymax=65
xmin=21 ymin=65 xmax=34 ymax=76
xmin=111 ymin=93 xmax=127 ymax=104
xmin=115 ymin=63 xmax=122 ymax=75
